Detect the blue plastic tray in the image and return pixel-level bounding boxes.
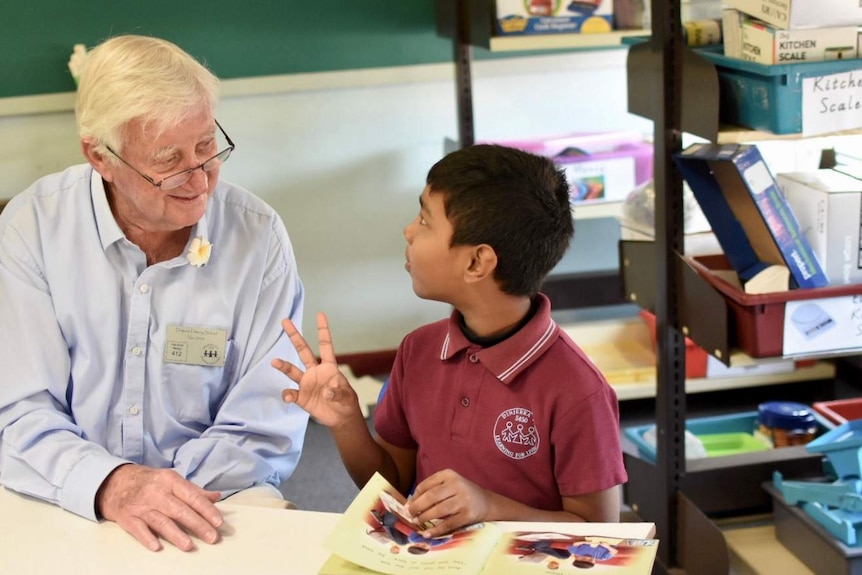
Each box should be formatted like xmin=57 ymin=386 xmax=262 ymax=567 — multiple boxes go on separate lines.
xmin=625 ymin=410 xmax=833 ymax=463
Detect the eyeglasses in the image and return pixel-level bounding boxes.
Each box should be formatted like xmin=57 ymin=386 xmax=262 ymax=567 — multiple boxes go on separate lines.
xmin=106 ymin=119 xmax=235 ymax=191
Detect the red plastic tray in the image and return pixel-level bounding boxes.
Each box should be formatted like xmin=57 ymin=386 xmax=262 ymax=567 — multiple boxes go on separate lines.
xmin=685 ymin=255 xmax=862 ymax=357
xmin=813 ymin=399 xmax=862 ymax=426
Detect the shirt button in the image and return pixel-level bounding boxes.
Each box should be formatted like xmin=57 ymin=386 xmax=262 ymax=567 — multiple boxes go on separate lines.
xmin=469 ymin=354 xmax=479 ymax=363
xmin=129 ymin=405 xmax=139 ymax=415
xmin=139 ymin=284 xmax=149 ymax=294
xmin=131 ymin=346 xmax=142 ymax=356
xmin=461 ymin=397 xmax=470 ymax=407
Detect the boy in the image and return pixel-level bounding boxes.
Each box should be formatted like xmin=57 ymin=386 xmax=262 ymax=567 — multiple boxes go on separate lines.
xmin=274 ymin=144 xmax=627 ymax=536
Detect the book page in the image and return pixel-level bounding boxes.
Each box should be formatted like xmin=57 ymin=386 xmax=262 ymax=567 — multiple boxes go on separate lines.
xmin=321 ymin=473 xmax=501 ymax=575
xmin=479 ymin=530 xmax=659 ymax=574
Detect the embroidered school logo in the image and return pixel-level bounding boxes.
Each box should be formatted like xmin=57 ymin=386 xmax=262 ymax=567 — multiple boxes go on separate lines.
xmin=493 ymin=407 xmax=539 ymax=460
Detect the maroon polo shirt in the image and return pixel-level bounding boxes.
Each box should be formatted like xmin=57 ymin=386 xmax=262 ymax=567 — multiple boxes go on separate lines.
xmin=375 ymin=294 xmax=627 ymax=511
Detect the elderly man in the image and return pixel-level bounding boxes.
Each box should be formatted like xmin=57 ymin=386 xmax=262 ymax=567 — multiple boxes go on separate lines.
xmin=0 ymin=35 xmax=308 ymax=552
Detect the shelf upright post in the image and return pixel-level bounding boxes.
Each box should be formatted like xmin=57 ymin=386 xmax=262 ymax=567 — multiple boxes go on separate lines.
xmin=453 ymin=0 xmax=475 ymax=148
xmin=650 ymin=0 xmax=688 ymax=570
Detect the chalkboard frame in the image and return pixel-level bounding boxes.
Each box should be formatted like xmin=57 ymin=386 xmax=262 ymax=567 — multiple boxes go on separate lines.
xmin=1 ymin=0 xmax=456 ymax=100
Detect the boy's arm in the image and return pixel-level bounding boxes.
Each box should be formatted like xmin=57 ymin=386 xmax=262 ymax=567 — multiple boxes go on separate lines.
xmin=274 ymin=312 xmax=416 ymax=492
xmin=327 ymin=416 xmax=416 ymax=493
xmin=407 ymin=469 xmax=621 ymax=536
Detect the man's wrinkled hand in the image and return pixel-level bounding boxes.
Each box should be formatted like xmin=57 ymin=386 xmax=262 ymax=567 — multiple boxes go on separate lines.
xmin=96 ymin=464 xmax=223 ymax=552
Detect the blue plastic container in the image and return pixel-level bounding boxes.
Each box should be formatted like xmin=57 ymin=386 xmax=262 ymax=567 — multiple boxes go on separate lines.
xmin=805 ymin=420 xmax=862 ymax=481
xmin=757 ymin=401 xmax=819 ymax=447
xmin=696 ymin=48 xmax=862 ymax=134
xmin=625 ymin=410 xmax=834 ymax=464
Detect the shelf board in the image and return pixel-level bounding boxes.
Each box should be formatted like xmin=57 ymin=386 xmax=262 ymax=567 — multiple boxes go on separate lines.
xmin=486 ymin=30 xmax=649 ymax=52
xmin=570 ymin=200 xmax=622 ymax=220
xmin=717 ymin=125 xmax=862 ymax=144
xmin=560 ymin=316 xmax=837 ymax=402
xmin=612 ymin=360 xmax=835 ymax=402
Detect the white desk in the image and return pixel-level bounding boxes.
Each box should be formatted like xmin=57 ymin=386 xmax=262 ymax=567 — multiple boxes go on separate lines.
xmin=0 ymin=487 xmax=339 ymax=575
xmin=0 ymin=487 xmax=657 ymax=575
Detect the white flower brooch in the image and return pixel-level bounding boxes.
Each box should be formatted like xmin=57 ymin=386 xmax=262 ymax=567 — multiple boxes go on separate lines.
xmin=187 ymin=236 xmax=213 ymax=267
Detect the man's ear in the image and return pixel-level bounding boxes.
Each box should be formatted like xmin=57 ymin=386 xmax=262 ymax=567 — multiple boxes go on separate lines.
xmin=80 ymin=138 xmax=116 ymax=182
xmin=464 ymin=244 xmax=498 ymax=283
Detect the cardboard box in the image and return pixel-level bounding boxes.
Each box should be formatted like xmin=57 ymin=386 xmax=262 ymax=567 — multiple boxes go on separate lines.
xmin=725 ymin=0 xmax=862 ymax=30
xmin=723 ymin=9 xmax=858 ymax=64
xmin=674 ymin=144 xmax=829 ymax=290
xmin=494 ymin=0 xmax=613 ymax=35
xmin=488 ymin=132 xmax=653 ymax=203
xmin=778 ymin=169 xmax=862 ymax=285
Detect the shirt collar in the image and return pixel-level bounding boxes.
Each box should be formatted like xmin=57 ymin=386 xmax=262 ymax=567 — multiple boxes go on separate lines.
xmin=90 ymin=167 xmax=212 ymax=264
xmin=439 ymin=293 xmax=558 ymax=384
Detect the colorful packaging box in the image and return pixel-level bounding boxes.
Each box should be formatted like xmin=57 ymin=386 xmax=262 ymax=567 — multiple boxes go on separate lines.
xmin=725 ymin=0 xmax=862 ymax=30
xmin=674 ymin=143 xmax=829 ymax=290
xmin=722 ymin=9 xmax=858 ymax=64
xmin=494 ymin=0 xmax=613 ymax=35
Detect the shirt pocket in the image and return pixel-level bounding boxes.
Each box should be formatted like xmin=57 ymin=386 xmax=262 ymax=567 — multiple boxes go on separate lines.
xmin=162 ymin=339 xmax=239 ymax=425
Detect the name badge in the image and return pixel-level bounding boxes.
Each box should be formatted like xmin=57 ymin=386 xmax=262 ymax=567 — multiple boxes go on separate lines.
xmin=165 ymin=325 xmax=227 ymax=367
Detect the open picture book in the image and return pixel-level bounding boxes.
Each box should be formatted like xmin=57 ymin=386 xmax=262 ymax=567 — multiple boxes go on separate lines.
xmin=319 ymin=472 xmax=659 ymax=575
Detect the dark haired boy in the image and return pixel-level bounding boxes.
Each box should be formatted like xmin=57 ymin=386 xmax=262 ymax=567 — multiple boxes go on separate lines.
xmin=274 ymin=144 xmax=627 ymax=536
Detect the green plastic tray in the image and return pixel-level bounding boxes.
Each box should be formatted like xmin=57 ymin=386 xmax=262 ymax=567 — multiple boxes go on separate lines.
xmin=699 ymin=432 xmax=770 ymax=458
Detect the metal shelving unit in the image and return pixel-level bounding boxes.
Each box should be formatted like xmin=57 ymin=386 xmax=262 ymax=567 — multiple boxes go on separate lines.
xmin=436 ymin=0 xmax=646 ymax=311
xmin=435 ymin=1 xmax=703 ymax=570
xmin=438 ymin=2 xmax=862 ymax=573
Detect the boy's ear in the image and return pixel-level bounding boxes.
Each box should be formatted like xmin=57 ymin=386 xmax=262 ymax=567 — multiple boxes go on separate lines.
xmin=464 ymin=244 xmax=498 ymax=283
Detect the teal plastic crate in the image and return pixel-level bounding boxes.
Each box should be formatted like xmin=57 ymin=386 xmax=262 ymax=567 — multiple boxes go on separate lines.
xmin=624 ymin=410 xmax=834 ymax=463
xmin=696 ymin=48 xmax=862 ymax=135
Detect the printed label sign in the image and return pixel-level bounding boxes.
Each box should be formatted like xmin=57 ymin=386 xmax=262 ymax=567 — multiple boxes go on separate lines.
xmin=783 ymin=295 xmax=862 ymax=357
xmin=802 ymin=71 xmax=862 ymax=136
xmin=164 ymin=325 xmax=227 ymax=367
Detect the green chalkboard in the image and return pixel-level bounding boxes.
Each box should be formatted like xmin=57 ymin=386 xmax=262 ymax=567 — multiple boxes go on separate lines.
xmin=1 ymin=0 xmax=456 ymax=99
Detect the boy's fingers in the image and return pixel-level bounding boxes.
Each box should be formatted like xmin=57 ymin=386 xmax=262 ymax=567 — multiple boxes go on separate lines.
xmin=281 ymin=318 xmax=319 ymax=369
xmin=282 ymin=389 xmax=299 ymax=404
xmin=271 ymin=359 xmax=304 ymax=383
xmin=316 ymin=312 xmax=339 ymax=364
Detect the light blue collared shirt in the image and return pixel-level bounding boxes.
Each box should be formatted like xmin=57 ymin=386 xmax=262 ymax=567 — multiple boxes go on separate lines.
xmin=0 ymin=164 xmax=308 ymax=520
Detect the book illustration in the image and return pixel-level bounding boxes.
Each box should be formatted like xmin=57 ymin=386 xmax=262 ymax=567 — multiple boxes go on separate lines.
xmin=484 ymin=531 xmax=659 ymax=572
xmin=320 ymin=472 xmax=658 ymax=575
xmin=790 ymin=303 xmax=835 ymax=340
xmin=322 ymin=472 xmax=501 ymax=575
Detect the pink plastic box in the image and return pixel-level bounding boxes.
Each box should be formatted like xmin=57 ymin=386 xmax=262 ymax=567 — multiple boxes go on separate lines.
xmin=487 ymin=131 xmax=653 ymax=203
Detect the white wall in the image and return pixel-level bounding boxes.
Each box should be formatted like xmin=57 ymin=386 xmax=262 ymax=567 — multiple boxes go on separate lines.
xmin=0 ymin=50 xmax=651 ymax=354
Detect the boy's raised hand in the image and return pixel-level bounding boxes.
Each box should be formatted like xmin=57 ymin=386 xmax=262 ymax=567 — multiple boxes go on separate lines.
xmin=273 ymin=312 xmax=360 ymax=428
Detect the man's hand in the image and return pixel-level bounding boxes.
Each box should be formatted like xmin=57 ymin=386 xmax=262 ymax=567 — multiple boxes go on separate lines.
xmin=273 ymin=312 xmax=362 ymax=429
xmin=406 ymin=469 xmax=491 ymax=538
xmin=96 ymin=464 xmax=223 ymax=552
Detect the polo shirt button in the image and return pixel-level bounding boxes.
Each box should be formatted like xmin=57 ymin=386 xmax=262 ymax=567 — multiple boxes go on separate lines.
xmin=461 ymin=397 xmax=470 ymax=407
xmin=129 ymin=405 xmax=139 ymax=415
xmin=139 ymin=284 xmax=149 ymax=294
xmin=131 ymin=346 xmax=142 ymax=356
xmin=469 ymin=354 xmax=479 ymax=363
